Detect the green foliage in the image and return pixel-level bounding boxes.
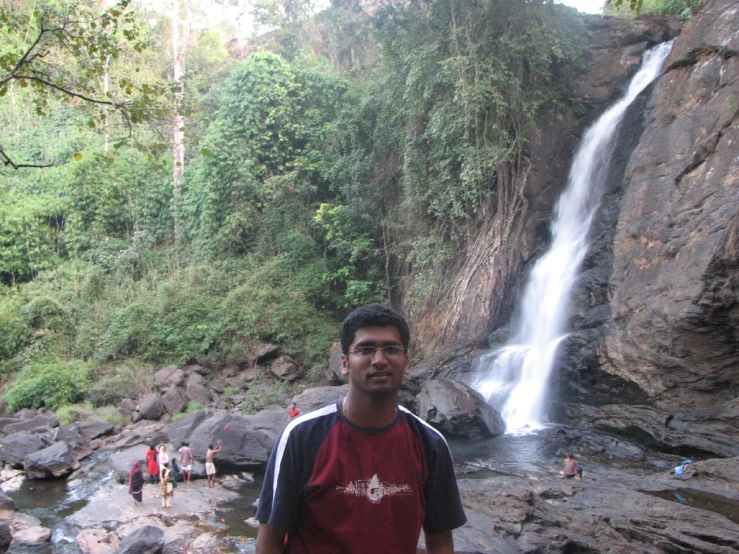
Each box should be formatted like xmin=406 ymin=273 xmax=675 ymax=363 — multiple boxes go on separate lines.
xmin=87 ymin=360 xmax=153 ymax=407
xmin=606 ymin=0 xmax=699 ymax=15
xmin=3 ymin=360 xmax=92 ymax=411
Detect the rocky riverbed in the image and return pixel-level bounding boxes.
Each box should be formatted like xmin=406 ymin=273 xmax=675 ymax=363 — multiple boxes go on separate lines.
xmin=1 ymin=410 xmax=738 ymax=553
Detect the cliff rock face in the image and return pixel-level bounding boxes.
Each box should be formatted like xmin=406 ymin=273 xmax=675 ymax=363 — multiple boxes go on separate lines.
xmin=422 ymin=0 xmax=738 ymax=457
xmin=412 ymin=14 xmax=676 ymax=356
xmin=564 ymin=0 xmax=739 ymax=457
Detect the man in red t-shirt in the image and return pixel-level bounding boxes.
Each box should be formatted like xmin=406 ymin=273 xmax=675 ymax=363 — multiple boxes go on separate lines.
xmin=288 ymin=402 xmax=301 ymax=419
xmin=256 ymin=304 xmax=466 ymax=554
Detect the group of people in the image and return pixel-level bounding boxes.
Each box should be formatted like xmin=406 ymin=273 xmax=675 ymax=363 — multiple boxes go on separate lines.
xmin=128 ymin=440 xmax=219 ymax=507
xmin=126 ymin=304 xmax=596 ymax=553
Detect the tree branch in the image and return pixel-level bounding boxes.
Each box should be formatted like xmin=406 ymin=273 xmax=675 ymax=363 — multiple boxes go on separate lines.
xmin=14 ymin=74 xmax=123 ymax=108
xmin=0 ymin=146 xmax=55 ymax=169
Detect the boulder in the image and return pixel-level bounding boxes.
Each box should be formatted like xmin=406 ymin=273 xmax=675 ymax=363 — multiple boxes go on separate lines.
xmin=108 ymin=446 xmax=148 ymax=484
xmin=417 ymin=379 xmax=506 ymax=438
xmin=114 ymin=525 xmax=164 ymax=554
xmin=325 ymin=342 xmax=347 ymax=384
xmin=7 ymin=513 xmax=50 ymax=546
xmin=291 ymin=385 xmax=349 ymax=413
xmin=77 ymin=421 xmax=116 ymax=441
xmin=76 ymin=528 xmax=119 ymax=554
xmin=186 ymin=372 xmax=205 ymax=388
xmin=0 ymin=433 xmax=47 ymax=466
xmin=182 ymin=363 xmax=209 ymax=376
xmin=161 ymin=387 xmax=188 ymax=415
xmin=0 ymin=492 xmax=15 ymax=512
xmin=249 ymin=343 xmax=280 ymax=364
xmin=0 ymin=418 xmax=20 ymax=434
xmin=23 ymin=441 xmax=80 ymax=478
xmin=0 ymin=520 xmax=10 ymax=553
xmin=3 ymin=415 xmax=59 ymax=435
xmin=185 ymin=384 xmax=212 ymax=407
xmin=153 ymin=365 xmax=184 ymax=393
xmin=138 ymin=394 xmax=166 ymax=421
xmin=55 ymin=425 xmax=93 ymax=461
xmin=120 ymin=398 xmax=136 ymax=413
xmin=268 ymin=356 xmax=303 ymax=382
xmin=167 ymin=408 xmax=286 ymax=467
xmin=13 ymin=409 xmax=37 ymax=420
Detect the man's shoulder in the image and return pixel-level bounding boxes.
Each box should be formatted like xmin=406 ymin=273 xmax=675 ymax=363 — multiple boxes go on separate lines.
xmin=398 ymin=406 xmax=451 ymax=449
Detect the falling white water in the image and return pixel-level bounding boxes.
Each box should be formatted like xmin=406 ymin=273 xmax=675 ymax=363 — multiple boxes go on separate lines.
xmin=473 ymin=41 xmax=674 ymax=434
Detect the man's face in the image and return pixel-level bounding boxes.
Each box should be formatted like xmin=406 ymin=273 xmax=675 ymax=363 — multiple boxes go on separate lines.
xmin=341 ymin=325 xmax=409 ymax=398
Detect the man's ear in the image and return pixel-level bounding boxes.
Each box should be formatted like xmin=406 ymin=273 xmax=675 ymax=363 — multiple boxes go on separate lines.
xmin=403 ymin=353 xmax=410 ymax=375
xmin=341 ymin=354 xmax=349 ymax=376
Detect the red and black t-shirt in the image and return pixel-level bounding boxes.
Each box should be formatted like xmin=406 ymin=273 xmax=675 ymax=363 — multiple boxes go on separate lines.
xmin=257 ymin=399 xmax=467 ymax=554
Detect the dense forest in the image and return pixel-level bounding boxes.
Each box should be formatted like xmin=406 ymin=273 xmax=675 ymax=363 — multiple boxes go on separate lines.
xmin=0 ymin=0 xmax=695 ymax=417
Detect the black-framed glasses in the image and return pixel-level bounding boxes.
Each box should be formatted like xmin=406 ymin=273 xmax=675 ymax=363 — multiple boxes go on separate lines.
xmin=350 ymin=345 xmax=405 ymax=358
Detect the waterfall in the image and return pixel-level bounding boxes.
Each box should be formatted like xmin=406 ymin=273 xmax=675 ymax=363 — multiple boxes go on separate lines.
xmin=472 ymin=41 xmax=674 ymax=434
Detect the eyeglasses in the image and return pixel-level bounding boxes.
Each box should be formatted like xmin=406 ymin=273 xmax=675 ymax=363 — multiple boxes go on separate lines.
xmin=350 ymin=345 xmax=405 ymax=358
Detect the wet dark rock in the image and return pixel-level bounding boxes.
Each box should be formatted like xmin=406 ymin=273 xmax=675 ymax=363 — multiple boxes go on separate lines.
xmin=417 ymin=379 xmax=506 ymax=438
xmin=114 ymin=525 xmax=164 ymax=554
xmin=0 ymin=433 xmax=47 ymax=466
xmin=55 ymin=425 xmax=93 ymax=461
xmin=0 ymin=492 xmax=16 ymax=512
xmin=23 ymin=441 xmax=80 ymax=479
xmin=138 ymin=394 xmax=166 ymax=421
xmin=0 ymin=520 xmax=10 ymax=553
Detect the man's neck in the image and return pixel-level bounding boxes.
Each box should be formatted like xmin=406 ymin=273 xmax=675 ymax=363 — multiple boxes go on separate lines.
xmin=342 ymin=392 xmax=398 ymax=428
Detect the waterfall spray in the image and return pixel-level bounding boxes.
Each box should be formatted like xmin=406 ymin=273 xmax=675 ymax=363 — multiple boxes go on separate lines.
xmin=472 ymin=41 xmax=674 ymax=434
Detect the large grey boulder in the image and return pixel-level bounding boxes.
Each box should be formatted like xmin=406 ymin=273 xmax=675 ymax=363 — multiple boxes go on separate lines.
xmin=23 ymin=441 xmax=80 ymax=478
xmin=76 ymin=528 xmax=119 ymax=554
xmin=55 ymin=425 xmax=93 ymax=461
xmin=268 ymin=355 xmax=303 ymax=382
xmin=162 ymin=387 xmax=188 ymax=415
xmin=0 ymin=433 xmax=47 ymax=466
xmin=185 ymin=384 xmax=212 ymax=407
xmin=249 ymin=343 xmax=279 ymax=365
xmin=77 ymin=421 xmax=115 ymax=441
xmin=138 ymin=394 xmax=166 ymax=421
xmin=3 ymin=415 xmax=59 ymax=435
xmin=0 ymin=418 xmax=20 ymax=434
xmin=167 ymin=408 xmax=286 ymax=467
xmin=153 ymin=365 xmax=184 ymax=393
xmin=417 ymin=379 xmax=506 ymax=438
xmin=291 ymin=385 xmax=348 ymax=413
xmin=115 ymin=525 xmax=163 ymax=554
xmin=13 ymin=409 xmax=37 ymax=420
xmin=0 ymin=492 xmax=16 ymax=512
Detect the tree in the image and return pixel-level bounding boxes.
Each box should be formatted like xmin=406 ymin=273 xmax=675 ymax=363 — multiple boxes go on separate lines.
xmin=0 ymin=0 xmax=165 ymax=169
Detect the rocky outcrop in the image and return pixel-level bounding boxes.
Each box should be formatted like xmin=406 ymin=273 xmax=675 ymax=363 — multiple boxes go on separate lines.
xmin=23 ymin=441 xmax=80 ymax=478
xmin=555 ymin=0 xmax=739 ymax=457
xmin=114 ymin=525 xmax=163 ymax=554
xmin=417 ymin=379 xmax=506 ymax=438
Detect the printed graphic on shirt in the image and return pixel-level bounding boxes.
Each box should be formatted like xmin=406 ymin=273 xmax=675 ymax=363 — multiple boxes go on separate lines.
xmin=336 ymin=473 xmax=413 ymax=504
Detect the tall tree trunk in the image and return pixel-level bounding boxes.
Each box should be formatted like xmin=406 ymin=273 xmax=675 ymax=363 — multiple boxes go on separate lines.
xmin=103 ymin=55 xmax=110 ymax=155
xmin=171 ymin=0 xmax=192 ymax=243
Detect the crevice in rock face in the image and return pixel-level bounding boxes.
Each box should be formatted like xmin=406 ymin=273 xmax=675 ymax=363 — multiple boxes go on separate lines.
xmin=675 ymin=110 xmax=738 ymax=185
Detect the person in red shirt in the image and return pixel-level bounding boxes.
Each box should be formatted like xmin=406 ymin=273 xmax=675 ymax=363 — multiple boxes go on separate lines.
xmin=145 ymin=444 xmax=159 ymax=484
xmin=257 ymin=304 xmax=466 ymax=554
xmin=288 ymin=402 xmax=301 ymax=419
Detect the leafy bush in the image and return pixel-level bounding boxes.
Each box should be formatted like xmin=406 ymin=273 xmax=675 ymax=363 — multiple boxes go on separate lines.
xmin=87 ymin=361 xmax=154 ymax=407
xmin=3 ymin=360 xmax=92 ymax=411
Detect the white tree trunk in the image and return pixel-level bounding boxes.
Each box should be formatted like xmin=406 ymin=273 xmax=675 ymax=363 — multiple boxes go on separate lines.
xmin=172 ymin=0 xmax=192 ymax=243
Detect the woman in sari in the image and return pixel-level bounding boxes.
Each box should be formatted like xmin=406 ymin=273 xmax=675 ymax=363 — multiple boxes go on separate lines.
xmin=129 ymin=461 xmax=144 ymax=505
xmin=145 ymin=444 xmax=159 ymax=483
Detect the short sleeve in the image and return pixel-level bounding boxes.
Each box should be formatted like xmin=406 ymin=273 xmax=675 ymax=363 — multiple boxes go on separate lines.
xmin=422 ymin=436 xmax=467 ymax=534
xmin=256 ymin=425 xmax=304 ymax=533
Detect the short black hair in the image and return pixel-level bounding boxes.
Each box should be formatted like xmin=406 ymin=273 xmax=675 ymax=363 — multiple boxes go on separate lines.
xmin=339 ymin=304 xmax=410 ymax=355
